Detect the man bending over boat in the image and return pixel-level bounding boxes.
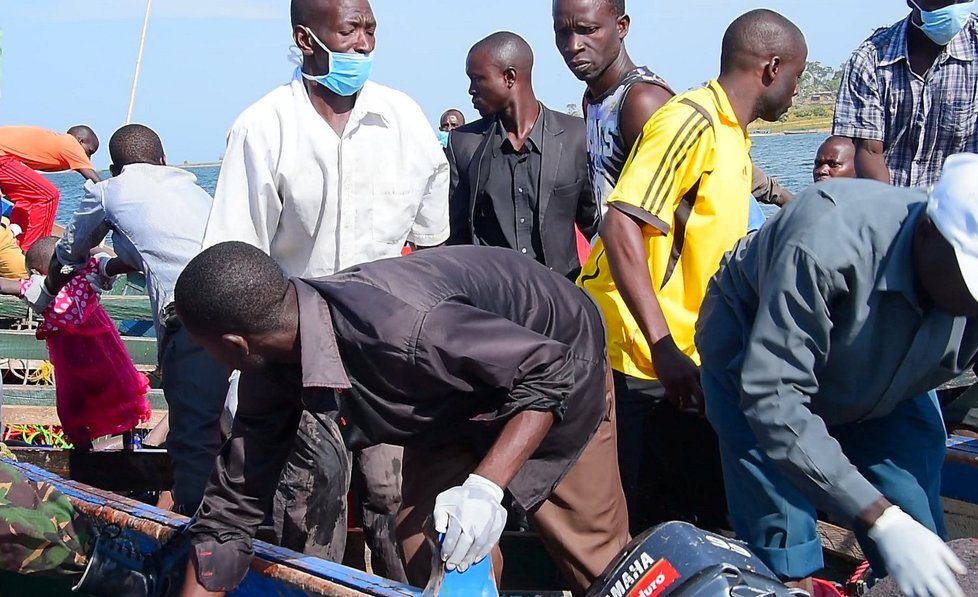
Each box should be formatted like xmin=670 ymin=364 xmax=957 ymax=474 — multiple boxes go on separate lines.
xmin=695 ymin=154 xmax=978 ymax=596
xmin=173 ymin=242 xmax=629 ymax=596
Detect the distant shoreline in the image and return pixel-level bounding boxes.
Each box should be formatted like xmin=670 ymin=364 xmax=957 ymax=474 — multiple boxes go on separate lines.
xmin=179 ymin=161 xmax=222 ymax=169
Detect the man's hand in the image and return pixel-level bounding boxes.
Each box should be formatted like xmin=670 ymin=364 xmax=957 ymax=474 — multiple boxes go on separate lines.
xmin=433 ymin=474 xmax=507 ymax=573
xmin=650 ymin=335 xmax=704 ymax=415
xmin=867 ymin=505 xmax=966 ymax=597
xmin=86 ymin=252 xmax=117 ymax=294
xmin=21 ymin=274 xmax=55 ymax=313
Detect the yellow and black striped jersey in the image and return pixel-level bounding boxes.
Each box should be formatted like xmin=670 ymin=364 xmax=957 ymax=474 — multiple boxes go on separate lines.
xmin=577 ymin=80 xmax=753 ymax=380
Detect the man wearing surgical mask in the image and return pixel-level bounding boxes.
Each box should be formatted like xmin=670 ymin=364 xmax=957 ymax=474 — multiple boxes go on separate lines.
xmin=198 ymin=0 xmax=448 ymax=589
xmin=834 ymin=1 xmax=978 ymax=187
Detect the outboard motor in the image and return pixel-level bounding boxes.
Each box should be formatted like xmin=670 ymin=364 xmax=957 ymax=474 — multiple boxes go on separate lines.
xmin=586 ymin=521 xmax=809 ymax=597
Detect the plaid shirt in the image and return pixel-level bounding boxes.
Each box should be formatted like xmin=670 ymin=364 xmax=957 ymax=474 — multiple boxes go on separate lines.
xmin=833 ymin=15 xmax=978 ymax=187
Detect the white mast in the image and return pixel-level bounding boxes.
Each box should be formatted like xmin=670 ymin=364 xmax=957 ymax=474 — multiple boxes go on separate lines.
xmin=125 ymin=0 xmax=153 ymax=124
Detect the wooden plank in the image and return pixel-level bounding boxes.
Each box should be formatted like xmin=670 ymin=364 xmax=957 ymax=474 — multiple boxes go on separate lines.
xmin=0 ymin=329 xmax=158 ymax=366
xmin=815 ymin=520 xmax=864 ymax=563
xmin=0 ymin=404 xmax=166 ymax=428
xmin=3 ymin=386 xmax=168 ymax=411
xmin=7 ymin=446 xmax=173 ymax=492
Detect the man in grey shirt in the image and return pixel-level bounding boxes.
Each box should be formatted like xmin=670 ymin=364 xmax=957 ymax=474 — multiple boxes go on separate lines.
xmin=695 ymin=154 xmax=978 ymax=597
xmin=45 ymin=124 xmax=229 ymax=515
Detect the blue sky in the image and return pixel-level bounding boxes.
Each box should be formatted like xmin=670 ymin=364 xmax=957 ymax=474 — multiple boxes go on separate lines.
xmin=0 ymin=0 xmax=910 ymax=165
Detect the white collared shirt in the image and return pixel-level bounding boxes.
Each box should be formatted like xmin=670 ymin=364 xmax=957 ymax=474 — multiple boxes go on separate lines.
xmin=203 ymin=77 xmax=449 ymax=277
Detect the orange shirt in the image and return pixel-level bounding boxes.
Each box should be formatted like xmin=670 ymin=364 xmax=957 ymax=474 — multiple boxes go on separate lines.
xmin=0 ymin=126 xmax=93 ymax=172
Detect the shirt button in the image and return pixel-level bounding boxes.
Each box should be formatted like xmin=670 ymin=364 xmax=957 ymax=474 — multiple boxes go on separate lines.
xmin=518 ymin=187 xmax=524 ymax=193
xmin=521 ymin=248 xmax=527 ymax=254
xmin=520 ymin=218 xmax=526 ymax=223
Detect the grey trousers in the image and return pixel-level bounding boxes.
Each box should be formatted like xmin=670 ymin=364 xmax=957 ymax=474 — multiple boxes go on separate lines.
xmin=352 ymin=443 xmax=407 ymax=582
xmin=272 ymin=411 xmax=407 ymax=582
xmin=158 ymin=322 xmax=230 ymax=515
xmin=273 ymin=411 xmax=351 ymax=562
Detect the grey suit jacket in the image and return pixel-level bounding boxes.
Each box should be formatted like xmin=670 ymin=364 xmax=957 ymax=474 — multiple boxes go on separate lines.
xmin=446 ymin=104 xmax=598 ymax=279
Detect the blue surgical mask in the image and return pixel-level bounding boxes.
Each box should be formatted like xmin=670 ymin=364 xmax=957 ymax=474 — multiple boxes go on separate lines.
xmin=299 ymin=25 xmax=373 ymax=96
xmin=911 ymin=1 xmax=976 ymax=45
xmin=436 ymin=130 xmax=450 ymax=148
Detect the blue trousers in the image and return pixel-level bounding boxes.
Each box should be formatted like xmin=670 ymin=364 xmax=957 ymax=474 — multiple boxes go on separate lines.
xmin=704 ymin=368 xmax=946 ymax=580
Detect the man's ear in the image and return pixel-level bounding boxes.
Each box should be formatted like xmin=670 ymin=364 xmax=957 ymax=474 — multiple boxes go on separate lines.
xmin=294 ymin=25 xmax=314 ymax=56
xmin=763 ymin=56 xmax=782 ymax=85
xmin=618 ymin=14 xmax=631 ymax=39
xmin=222 ymin=333 xmax=251 ymax=358
xmin=504 ymin=67 xmax=518 ymax=88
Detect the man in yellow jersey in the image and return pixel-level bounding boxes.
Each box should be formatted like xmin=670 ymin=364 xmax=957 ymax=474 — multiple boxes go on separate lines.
xmin=578 ymin=8 xmax=806 ymax=532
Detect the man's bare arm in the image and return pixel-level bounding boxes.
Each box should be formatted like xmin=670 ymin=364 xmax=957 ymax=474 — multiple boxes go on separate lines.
xmin=853 ymin=139 xmax=890 ymax=184
xmin=474 ymin=410 xmax=556 ymax=490
xmin=77 ymin=168 xmax=102 ymax=184
xmin=601 ymin=207 xmax=704 ymax=412
xmin=619 ymin=84 xmax=674 ymax=155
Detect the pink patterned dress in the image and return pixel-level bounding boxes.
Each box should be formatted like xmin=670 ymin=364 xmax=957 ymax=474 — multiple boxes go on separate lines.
xmin=20 ymin=258 xmax=151 ymax=446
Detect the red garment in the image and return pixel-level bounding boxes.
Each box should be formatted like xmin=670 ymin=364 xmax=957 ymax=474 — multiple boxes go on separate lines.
xmin=575 ymin=226 xmax=592 ymax=266
xmin=20 ymin=260 xmax=151 ymax=446
xmin=0 ymin=154 xmax=60 ymax=251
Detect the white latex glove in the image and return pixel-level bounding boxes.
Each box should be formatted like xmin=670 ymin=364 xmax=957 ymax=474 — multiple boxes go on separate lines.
xmin=85 ymin=253 xmax=117 ymax=294
xmin=22 ymin=274 xmax=55 ymax=313
xmin=433 ymin=474 xmax=507 ymax=573
xmin=7 ymin=223 xmax=22 ymax=238
xmin=867 ymin=505 xmax=966 ymax=597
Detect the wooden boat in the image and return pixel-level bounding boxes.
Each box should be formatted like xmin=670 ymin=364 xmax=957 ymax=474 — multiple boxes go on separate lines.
xmin=3 ymin=273 xmax=977 ymax=594
xmin=0 ymin=456 xmax=422 ymax=597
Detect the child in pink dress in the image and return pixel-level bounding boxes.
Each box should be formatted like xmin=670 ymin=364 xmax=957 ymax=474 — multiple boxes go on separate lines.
xmin=0 ymin=238 xmax=151 ymax=448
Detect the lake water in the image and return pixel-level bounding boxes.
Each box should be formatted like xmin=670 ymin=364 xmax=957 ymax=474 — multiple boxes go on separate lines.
xmin=43 ymin=132 xmax=825 ymax=225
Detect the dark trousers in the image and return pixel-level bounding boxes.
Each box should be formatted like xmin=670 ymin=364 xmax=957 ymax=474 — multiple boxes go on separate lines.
xmin=352 ymin=444 xmax=408 ymax=582
xmin=158 ymin=322 xmax=230 ymax=515
xmin=273 ymin=411 xmax=351 ymax=563
xmin=613 ymin=370 xmax=727 ymax=534
xmin=271 ymin=411 xmax=407 ymax=582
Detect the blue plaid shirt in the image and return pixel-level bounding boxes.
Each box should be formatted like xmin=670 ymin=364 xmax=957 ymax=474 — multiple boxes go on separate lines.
xmin=833 ymin=15 xmax=978 ymax=187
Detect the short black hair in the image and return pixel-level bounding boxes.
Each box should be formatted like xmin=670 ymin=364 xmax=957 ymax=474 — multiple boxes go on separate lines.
xmin=67 ymin=125 xmax=99 ymax=154
xmin=600 ymin=0 xmax=625 ymax=17
xmin=175 ymin=241 xmax=290 ymax=335
xmin=440 ymin=109 xmax=464 ymax=121
xmin=720 ymin=9 xmax=806 ymax=74
xmin=67 ymin=125 xmax=97 ymax=140
xmin=25 ymin=236 xmax=60 ymax=274
xmin=109 ymin=124 xmax=165 ymax=169
xmin=469 ymin=31 xmax=534 ymax=73
xmin=291 ymin=0 xmax=323 ymax=28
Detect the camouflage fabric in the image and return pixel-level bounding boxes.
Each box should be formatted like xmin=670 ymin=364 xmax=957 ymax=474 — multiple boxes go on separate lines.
xmin=0 ymin=457 xmax=92 ymax=577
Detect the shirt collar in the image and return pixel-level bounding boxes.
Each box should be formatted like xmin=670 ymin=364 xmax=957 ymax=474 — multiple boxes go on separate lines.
xmin=880 ymin=16 xmax=978 ymax=67
xmin=875 ymin=202 xmax=927 ymax=308
xmin=707 ymin=80 xmax=751 ymax=149
xmin=492 ymin=105 xmax=545 ymax=157
xmin=947 ymin=16 xmax=978 ymax=62
xmin=293 ymin=279 xmax=352 ymax=390
xmin=292 ymin=70 xmax=391 ymax=129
